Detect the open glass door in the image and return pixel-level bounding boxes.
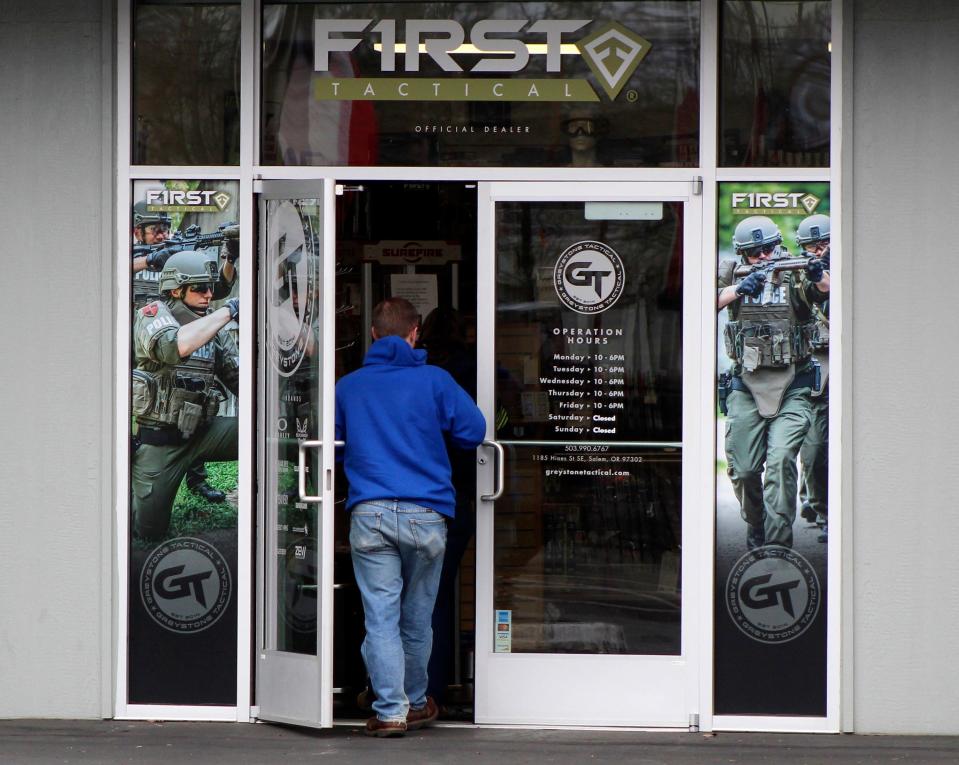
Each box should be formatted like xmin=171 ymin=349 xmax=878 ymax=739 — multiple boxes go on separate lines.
xmin=475 ymin=181 xmax=704 ymax=727
xmin=256 ymin=180 xmax=336 ymax=727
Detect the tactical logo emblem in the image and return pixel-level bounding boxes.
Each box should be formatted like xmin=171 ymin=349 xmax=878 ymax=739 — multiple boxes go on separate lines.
xmin=726 ymin=546 xmax=821 ymax=644
xmin=576 ymin=22 xmax=651 ymax=100
xmin=800 ymin=193 xmax=821 ymax=214
xmin=140 ymin=537 xmax=232 ymax=634
xmin=267 ymin=200 xmax=320 ymax=377
xmin=213 ymin=191 xmax=232 ymax=211
xmin=554 ymin=240 xmax=625 ymax=314
xmin=141 ymin=304 xmax=158 ymax=317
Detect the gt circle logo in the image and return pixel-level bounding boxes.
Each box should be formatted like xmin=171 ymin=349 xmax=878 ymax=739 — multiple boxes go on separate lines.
xmin=140 ymin=537 xmax=232 ymax=634
xmin=267 ymin=199 xmax=320 ymax=377
xmin=553 ymin=240 xmax=625 ymax=314
xmin=725 ymin=546 xmax=820 ymax=644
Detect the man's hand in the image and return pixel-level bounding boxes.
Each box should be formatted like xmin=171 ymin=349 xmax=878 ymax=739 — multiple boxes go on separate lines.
xmin=227 ymin=298 xmax=239 ymax=321
xmin=735 ymin=271 xmax=766 ymax=298
xmin=805 ymin=258 xmax=825 ymax=283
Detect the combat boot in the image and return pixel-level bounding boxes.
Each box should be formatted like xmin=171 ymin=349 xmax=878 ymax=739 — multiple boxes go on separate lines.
xmin=190 ymin=481 xmax=226 ymax=503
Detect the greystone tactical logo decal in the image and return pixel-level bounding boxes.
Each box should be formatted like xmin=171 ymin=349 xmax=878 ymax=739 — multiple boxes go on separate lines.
xmin=576 ymin=22 xmax=652 ymax=100
xmin=140 ymin=537 xmax=232 ymax=634
xmin=725 ymin=546 xmax=821 ymax=644
xmin=553 ymin=240 xmax=625 ymax=314
xmin=266 ymin=200 xmax=320 ymax=377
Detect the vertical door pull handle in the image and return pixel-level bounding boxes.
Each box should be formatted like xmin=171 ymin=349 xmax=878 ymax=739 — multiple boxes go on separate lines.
xmin=480 ymin=439 xmax=505 ymax=501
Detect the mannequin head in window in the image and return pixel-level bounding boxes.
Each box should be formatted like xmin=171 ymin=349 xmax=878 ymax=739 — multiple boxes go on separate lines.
xmin=562 ymin=107 xmax=609 ymax=168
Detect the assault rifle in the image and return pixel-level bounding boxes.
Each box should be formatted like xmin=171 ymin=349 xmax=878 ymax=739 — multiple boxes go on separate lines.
xmin=734 ymin=254 xmax=815 ymax=305
xmin=134 ymin=221 xmax=239 ymax=271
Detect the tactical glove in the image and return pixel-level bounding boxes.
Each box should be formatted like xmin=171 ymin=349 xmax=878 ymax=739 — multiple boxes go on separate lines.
xmin=805 ymin=258 xmax=825 ymax=283
xmin=819 ymin=246 xmax=831 ymax=270
xmin=224 ymin=237 xmax=240 ymax=264
xmin=145 ymin=246 xmax=174 ymax=272
xmin=735 ymin=271 xmax=766 ymax=298
xmin=227 ymin=298 xmax=240 ymax=321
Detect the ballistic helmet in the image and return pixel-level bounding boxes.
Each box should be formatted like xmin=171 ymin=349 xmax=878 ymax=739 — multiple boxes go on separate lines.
xmin=159 ymin=248 xmax=218 ymax=295
xmin=732 ymin=216 xmax=783 ymax=254
xmin=796 ymin=214 xmax=831 ymax=247
xmin=132 ymin=200 xmax=172 ymax=230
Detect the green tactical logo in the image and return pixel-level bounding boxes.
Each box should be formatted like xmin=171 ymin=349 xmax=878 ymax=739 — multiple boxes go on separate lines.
xmin=576 ymin=22 xmax=652 ymax=100
xmin=800 ymin=194 xmax=821 ymax=214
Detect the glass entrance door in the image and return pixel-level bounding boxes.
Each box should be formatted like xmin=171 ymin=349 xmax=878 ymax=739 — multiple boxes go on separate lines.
xmin=256 ymin=180 xmax=337 ymax=727
xmin=475 ymin=182 xmax=704 ymax=727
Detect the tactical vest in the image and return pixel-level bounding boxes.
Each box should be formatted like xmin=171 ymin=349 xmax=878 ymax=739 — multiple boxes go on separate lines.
xmin=132 ymin=269 xmax=162 ymax=311
xmin=809 ymin=303 xmax=829 ymax=351
xmin=132 ymin=300 xmax=228 ymax=438
xmin=723 ymin=270 xmax=817 ymax=373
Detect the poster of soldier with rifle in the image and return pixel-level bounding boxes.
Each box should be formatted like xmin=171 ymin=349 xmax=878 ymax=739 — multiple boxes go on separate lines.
xmin=127 ymin=180 xmax=240 ymax=705
xmin=714 ymin=182 xmax=831 ymax=716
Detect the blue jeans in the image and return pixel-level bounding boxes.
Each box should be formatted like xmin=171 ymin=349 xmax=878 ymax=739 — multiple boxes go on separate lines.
xmin=350 ymin=500 xmax=447 ymax=722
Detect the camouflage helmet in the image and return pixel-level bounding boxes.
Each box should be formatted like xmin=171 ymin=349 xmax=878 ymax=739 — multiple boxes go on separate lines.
xmin=732 ymin=215 xmax=783 ymax=254
xmin=159 ymin=249 xmax=218 ymax=295
xmin=796 ymin=214 xmax=831 ymax=246
xmin=132 ymin=200 xmax=172 ymax=230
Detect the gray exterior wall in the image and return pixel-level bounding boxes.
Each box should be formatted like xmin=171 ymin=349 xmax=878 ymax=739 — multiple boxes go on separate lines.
xmin=851 ymin=0 xmax=959 ymax=735
xmin=4 ymin=0 xmax=959 ymax=734
xmin=0 ymin=0 xmax=114 ymax=718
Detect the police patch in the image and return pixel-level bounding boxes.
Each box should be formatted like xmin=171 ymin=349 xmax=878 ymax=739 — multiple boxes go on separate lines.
xmin=141 ymin=304 xmax=158 ymax=317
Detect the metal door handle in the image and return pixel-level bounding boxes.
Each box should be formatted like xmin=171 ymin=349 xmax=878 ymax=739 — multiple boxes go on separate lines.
xmin=480 ymin=439 xmax=505 ymax=501
xmin=297 ymin=439 xmax=344 ymax=503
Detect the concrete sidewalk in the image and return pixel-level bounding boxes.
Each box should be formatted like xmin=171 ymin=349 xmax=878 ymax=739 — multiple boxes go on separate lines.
xmin=2 ymin=721 xmax=959 ymax=765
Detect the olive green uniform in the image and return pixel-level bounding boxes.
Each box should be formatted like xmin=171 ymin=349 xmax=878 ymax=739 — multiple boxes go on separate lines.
xmin=131 ymin=299 xmax=239 ymax=540
xmin=133 ymin=244 xmax=237 ymax=491
xmin=719 ymin=261 xmax=825 ymax=547
xmin=799 ymin=301 xmax=829 ymax=522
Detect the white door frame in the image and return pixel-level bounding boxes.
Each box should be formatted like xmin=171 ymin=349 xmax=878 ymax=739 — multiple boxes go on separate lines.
xmin=254 ymin=179 xmax=337 ymax=728
xmin=474 ymin=180 xmax=707 ymax=727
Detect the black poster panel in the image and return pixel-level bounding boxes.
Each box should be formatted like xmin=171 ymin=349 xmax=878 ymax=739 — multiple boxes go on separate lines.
xmin=714 ymin=182 xmax=831 ymax=715
xmin=128 ymin=180 xmax=241 ymax=705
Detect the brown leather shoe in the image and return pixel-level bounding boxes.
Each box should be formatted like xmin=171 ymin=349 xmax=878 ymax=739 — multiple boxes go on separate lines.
xmin=364 ymin=716 xmax=406 ymax=737
xmin=406 ymin=696 xmax=439 ymax=730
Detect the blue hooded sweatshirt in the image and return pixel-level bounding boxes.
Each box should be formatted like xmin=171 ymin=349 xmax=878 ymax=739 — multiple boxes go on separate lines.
xmin=334 ymin=335 xmax=486 ymax=517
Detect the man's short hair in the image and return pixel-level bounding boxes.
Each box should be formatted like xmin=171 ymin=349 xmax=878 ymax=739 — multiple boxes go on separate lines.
xmin=372 ymin=298 xmax=419 ymax=338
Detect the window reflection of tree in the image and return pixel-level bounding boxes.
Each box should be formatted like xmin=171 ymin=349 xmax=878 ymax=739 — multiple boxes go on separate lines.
xmin=720 ymin=1 xmax=831 ymax=166
xmin=134 ymin=4 xmax=241 ymax=165
xmin=260 ymin=1 xmax=701 ymax=168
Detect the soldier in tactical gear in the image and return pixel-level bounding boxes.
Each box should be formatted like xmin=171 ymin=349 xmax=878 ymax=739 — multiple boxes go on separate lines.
xmin=718 ymin=215 xmax=830 ymax=549
xmin=131 ymin=200 xmax=239 ymax=503
xmin=795 ymin=214 xmax=831 ymax=542
xmin=131 ymin=249 xmax=240 ymax=540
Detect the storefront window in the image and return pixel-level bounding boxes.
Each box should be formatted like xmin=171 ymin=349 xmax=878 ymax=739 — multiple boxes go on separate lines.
xmin=719 ymin=1 xmax=830 ymax=167
xmin=132 ymin=2 xmax=241 ymax=165
xmin=262 ymin=1 xmax=700 ymax=168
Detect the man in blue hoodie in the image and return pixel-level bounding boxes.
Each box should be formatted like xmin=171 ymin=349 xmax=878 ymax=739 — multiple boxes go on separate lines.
xmin=335 ymin=298 xmax=486 ymax=737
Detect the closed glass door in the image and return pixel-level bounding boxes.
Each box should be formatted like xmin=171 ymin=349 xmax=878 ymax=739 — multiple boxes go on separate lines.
xmin=475 ymin=182 xmax=704 ymax=726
